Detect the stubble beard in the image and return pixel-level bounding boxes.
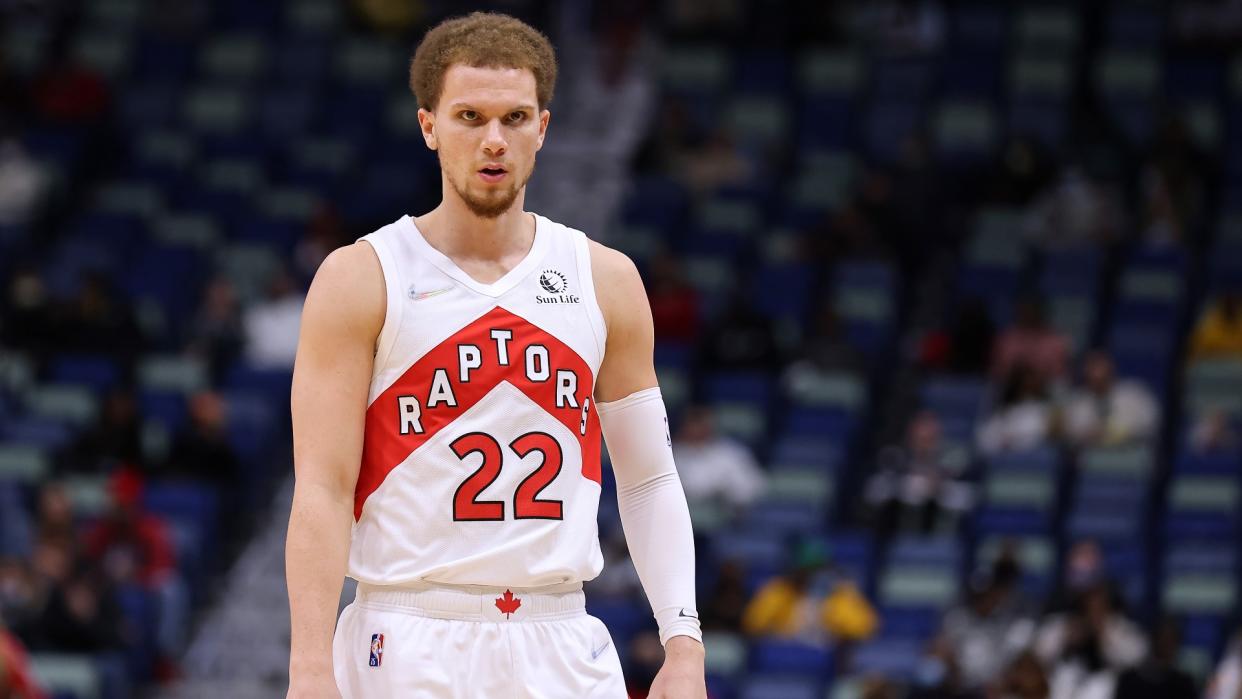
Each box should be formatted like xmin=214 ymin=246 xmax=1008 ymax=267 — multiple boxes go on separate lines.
xmin=445 ymin=155 xmax=536 ymax=220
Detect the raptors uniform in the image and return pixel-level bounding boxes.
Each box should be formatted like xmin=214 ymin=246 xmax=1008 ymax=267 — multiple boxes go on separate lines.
xmin=332 ymin=214 xmax=626 ymax=698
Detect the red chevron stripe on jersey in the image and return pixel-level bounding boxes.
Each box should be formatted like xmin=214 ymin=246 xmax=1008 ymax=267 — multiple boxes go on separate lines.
xmin=354 ymin=306 xmax=601 ymax=520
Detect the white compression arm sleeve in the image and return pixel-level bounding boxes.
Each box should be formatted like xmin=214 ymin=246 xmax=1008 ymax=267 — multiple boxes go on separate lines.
xmin=597 ymin=387 xmax=702 ymax=646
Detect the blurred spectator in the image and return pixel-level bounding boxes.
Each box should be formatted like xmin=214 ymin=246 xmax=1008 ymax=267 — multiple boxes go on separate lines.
xmin=696 ymin=290 xmax=781 ymax=372
xmin=1045 ymin=540 xmax=1109 ymax=615
xmin=0 ymin=139 xmax=47 ymax=225
xmin=742 ymin=541 xmax=877 ymax=646
xmin=186 ymin=277 xmax=244 ymax=383
xmin=1113 ymin=616 xmax=1196 ymax=699
xmin=859 ymin=676 xmax=903 ymax=699
xmin=242 ymin=268 xmax=304 ymax=370
xmin=672 ymin=406 xmax=765 ymax=515
xmin=1138 ymin=166 xmax=1184 ymax=248
xmin=588 ymin=533 xmax=642 ymax=601
xmin=699 ymin=559 xmax=747 ymax=632
xmin=30 ymin=564 xmax=122 ymax=652
xmin=1188 ymin=291 xmax=1242 ymax=361
xmin=33 ymin=483 xmax=75 ymax=550
xmin=0 ymin=558 xmax=38 ymax=642
xmin=866 ymin=411 xmax=973 ymax=537
xmin=0 ymin=624 xmax=49 ymax=699
xmin=993 ymin=651 xmax=1050 ymax=699
xmin=942 ymin=551 xmax=1037 ymax=689
xmin=977 ymin=365 xmax=1054 ymax=457
xmin=1205 ymin=629 xmax=1242 ymax=699
xmin=849 ymin=1 xmax=946 ymax=55
xmin=1024 ymin=166 xmax=1121 ymax=250
xmin=1061 ymin=351 xmax=1159 ymax=448
xmin=164 ymin=391 xmax=239 ymax=486
xmin=1 ymin=267 xmax=58 ymax=355
xmin=646 ymin=252 xmax=699 ymax=345
xmin=294 ymin=204 xmax=349 ymax=285
xmin=1188 ymin=408 xmax=1238 ymax=454
xmin=918 ymin=297 xmax=995 ymax=375
xmin=68 ymin=388 xmax=144 ymax=472
xmin=84 ymin=470 xmax=174 ymax=588
xmin=675 ymin=129 xmax=754 ymax=194
xmin=350 ymin=0 xmax=423 ymax=32
xmin=784 ymin=305 xmax=864 ymax=400
xmin=1034 ymin=583 xmax=1146 ymax=699
xmin=67 ymin=271 xmax=142 ymax=360
xmin=909 ymin=636 xmax=982 ymax=699
xmin=988 ymin=137 xmax=1056 ymax=206
xmin=991 ymin=300 xmax=1071 ymax=385
xmin=30 ymin=56 xmax=109 ymax=124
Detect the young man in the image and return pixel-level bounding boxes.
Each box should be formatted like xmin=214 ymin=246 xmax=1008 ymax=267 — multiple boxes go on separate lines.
xmin=285 ymin=12 xmax=705 ymax=699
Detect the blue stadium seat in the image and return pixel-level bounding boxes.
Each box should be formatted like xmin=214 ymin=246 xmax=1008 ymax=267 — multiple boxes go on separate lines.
xmin=739 ymin=674 xmax=821 ymax=699
xmin=49 ymin=355 xmax=121 ymax=393
xmin=750 ymin=639 xmax=832 ymax=679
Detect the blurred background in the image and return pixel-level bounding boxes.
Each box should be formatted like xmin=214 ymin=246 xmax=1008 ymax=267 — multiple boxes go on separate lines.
xmin=1 ymin=0 xmax=1241 ymax=698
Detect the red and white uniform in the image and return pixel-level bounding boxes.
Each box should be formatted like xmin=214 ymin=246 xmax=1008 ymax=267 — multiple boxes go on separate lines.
xmin=349 ymin=212 xmax=607 ymax=587
xmin=333 ymin=214 xmax=625 ymax=698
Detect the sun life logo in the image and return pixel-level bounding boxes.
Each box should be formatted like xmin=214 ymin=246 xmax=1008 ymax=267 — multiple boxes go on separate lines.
xmin=539 ymin=269 xmax=567 ymax=294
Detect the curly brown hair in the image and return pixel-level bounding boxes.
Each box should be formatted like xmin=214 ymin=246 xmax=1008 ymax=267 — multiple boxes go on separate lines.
xmin=409 ymin=12 xmax=558 ymax=112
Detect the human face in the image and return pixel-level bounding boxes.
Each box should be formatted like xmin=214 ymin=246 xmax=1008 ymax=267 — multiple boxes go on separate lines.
xmin=419 ymin=64 xmax=550 ymax=219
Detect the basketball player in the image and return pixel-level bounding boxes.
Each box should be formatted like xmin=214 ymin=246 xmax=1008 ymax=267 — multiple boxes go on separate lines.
xmin=285 ymin=12 xmax=705 ymax=698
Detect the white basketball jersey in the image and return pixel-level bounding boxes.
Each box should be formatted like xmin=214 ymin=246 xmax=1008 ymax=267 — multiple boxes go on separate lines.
xmin=348 ymin=213 xmax=608 ymax=588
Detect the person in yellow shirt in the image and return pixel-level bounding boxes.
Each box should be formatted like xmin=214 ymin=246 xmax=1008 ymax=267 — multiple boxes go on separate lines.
xmin=741 ymin=540 xmax=878 ymax=646
xmin=1189 ymin=291 xmax=1242 ymax=360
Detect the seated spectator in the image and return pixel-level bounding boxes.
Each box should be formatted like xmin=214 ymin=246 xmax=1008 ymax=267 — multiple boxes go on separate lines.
xmin=622 ymin=630 xmax=665 ymax=698
xmin=1061 ymin=350 xmax=1159 ymax=448
xmin=1189 ymin=408 xmax=1239 ymax=454
xmin=0 ymin=139 xmax=47 ymax=226
xmin=783 ymin=306 xmax=865 ymax=402
xmin=918 ymin=297 xmax=995 ymax=375
xmin=164 ymin=391 xmax=239 ymax=486
xmin=942 ymin=552 xmax=1038 ymax=689
xmin=991 ymin=299 xmax=1071 ymax=385
xmin=866 ymin=411 xmax=974 ymax=537
xmin=699 ymin=559 xmax=747 ymax=632
xmin=742 ymin=541 xmax=877 ymax=647
xmin=1188 ymin=290 xmax=1242 ymax=361
xmin=67 ymin=388 xmax=143 ymax=472
xmin=646 ymin=252 xmax=699 ymax=345
xmin=977 ymin=365 xmax=1054 ymax=456
xmin=908 ymin=635 xmax=982 ymax=699
xmin=84 ymin=469 xmax=174 ymax=589
xmin=0 ymin=558 xmax=38 ymax=642
xmin=696 ymin=290 xmax=782 ymax=372
xmin=242 ymin=268 xmax=305 ymax=370
xmin=1 ymin=267 xmax=60 ymax=358
xmin=185 ymin=277 xmax=244 ymax=383
xmin=1023 ymin=166 xmax=1121 ymax=251
xmin=1034 ymin=582 xmax=1146 ymax=699
xmin=1044 ymin=539 xmax=1125 ymax=619
xmin=31 ymin=563 xmax=122 ymax=653
xmin=67 ymin=271 xmax=142 ymax=361
xmin=1114 ymin=616 xmax=1196 ymax=699
xmin=671 ymin=406 xmax=766 ymax=515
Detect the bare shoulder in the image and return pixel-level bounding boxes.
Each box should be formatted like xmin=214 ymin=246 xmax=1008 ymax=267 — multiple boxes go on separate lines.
xmin=303 ymin=241 xmax=386 ymax=338
xmin=586 ymin=238 xmax=648 ymax=331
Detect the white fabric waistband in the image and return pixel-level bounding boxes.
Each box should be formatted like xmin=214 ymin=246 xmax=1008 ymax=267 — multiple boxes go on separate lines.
xmin=354 ymin=581 xmax=586 ymax=623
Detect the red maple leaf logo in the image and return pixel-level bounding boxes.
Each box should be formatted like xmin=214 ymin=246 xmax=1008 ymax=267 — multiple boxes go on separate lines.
xmin=495 ymin=589 xmax=522 ymax=619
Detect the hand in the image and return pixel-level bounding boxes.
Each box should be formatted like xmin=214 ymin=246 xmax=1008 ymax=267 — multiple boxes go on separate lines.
xmin=287 ymin=673 xmax=342 ymax=699
xmin=647 ymin=636 xmax=706 ymax=699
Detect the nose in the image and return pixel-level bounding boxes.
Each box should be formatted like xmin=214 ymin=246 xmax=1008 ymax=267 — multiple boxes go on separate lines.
xmin=481 ymin=118 xmax=507 ymax=157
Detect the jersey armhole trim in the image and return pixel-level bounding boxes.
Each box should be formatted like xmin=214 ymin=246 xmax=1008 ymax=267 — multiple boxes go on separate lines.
xmin=572 ymin=230 xmax=608 ymax=363
xmin=357 ymin=236 xmax=404 ymax=384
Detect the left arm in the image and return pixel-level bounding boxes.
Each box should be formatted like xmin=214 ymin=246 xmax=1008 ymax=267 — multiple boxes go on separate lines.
xmin=591 ymin=241 xmax=705 ymax=698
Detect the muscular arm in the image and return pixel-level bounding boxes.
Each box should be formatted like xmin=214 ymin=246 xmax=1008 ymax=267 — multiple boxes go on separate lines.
xmin=590 ymin=242 xmax=704 ymax=685
xmin=287 ymin=242 xmax=385 ymax=691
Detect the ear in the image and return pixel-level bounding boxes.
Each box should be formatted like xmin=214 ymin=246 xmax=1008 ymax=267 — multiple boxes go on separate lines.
xmin=417 ymin=108 xmax=437 ymax=151
xmin=535 ymin=109 xmax=551 ymax=151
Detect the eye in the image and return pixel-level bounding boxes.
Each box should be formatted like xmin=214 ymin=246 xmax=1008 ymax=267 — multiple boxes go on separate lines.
xmin=460 ymin=110 xmax=478 ymax=121
xmin=506 ymin=111 xmax=527 ymax=123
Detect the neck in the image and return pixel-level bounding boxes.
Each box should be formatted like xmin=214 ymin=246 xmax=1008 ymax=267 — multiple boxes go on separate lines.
xmin=416 ymin=181 xmax=532 ymax=261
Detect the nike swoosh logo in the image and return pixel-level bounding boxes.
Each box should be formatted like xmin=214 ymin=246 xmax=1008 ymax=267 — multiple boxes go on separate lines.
xmin=678 ymin=609 xmax=699 ymax=619
xmin=590 ymin=640 xmax=611 ymax=660
xmin=411 ymin=287 xmax=452 ymax=301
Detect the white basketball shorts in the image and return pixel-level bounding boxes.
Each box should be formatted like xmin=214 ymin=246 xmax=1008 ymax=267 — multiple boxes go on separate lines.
xmin=332 ymin=581 xmax=627 ymax=698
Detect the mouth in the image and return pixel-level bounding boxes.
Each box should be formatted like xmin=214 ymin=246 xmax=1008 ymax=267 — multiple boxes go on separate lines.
xmin=477 ymin=166 xmax=508 ymax=183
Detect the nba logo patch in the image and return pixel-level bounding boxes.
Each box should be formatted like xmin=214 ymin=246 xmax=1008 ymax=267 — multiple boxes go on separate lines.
xmin=369 ymin=633 xmax=384 ymax=667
